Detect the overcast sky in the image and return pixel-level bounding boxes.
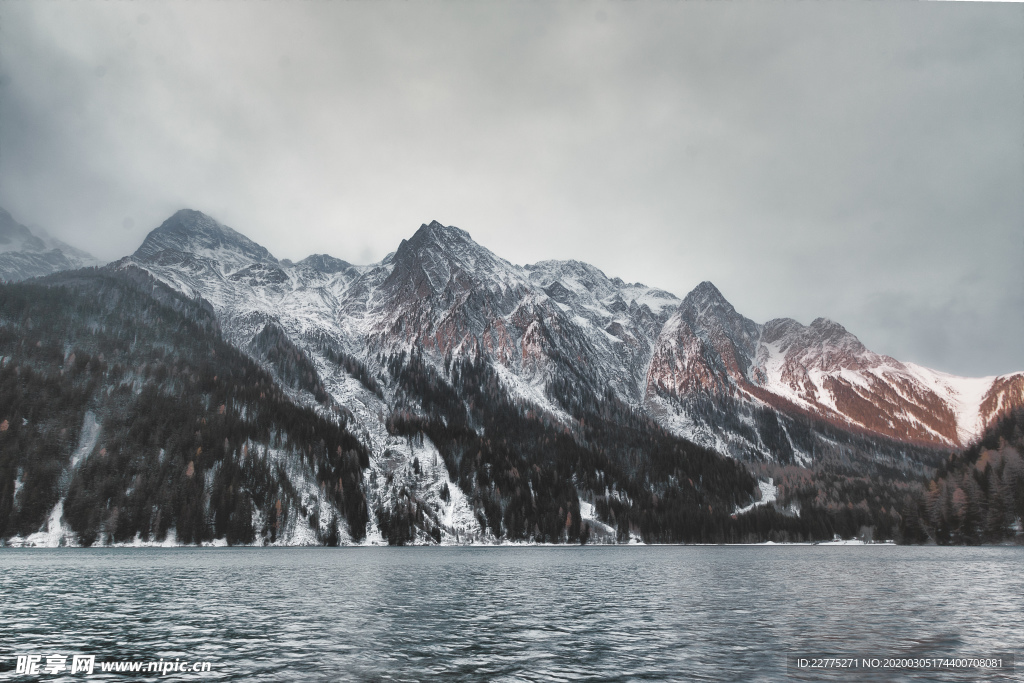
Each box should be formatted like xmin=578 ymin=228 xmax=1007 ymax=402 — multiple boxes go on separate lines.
xmin=0 ymin=1 xmax=1021 ymax=377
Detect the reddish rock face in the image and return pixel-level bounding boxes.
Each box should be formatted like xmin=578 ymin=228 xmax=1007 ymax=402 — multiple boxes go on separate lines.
xmin=646 ymin=286 xmax=1023 ymax=449
xmin=980 ymin=374 xmax=1024 ymax=427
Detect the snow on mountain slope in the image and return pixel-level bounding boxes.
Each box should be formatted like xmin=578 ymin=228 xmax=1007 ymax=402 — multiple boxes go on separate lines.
xmin=0 ymin=206 xmax=101 ymax=282
xmin=903 ymin=363 xmax=1024 ymax=445
xmin=118 ymin=212 xmax=707 ymax=541
xmin=525 ymin=259 xmax=678 ymax=401
xmin=127 ymin=213 xmax=678 ymax=416
xmin=5 ymin=412 xmax=101 ymax=548
xmin=745 ymin=318 xmax=1024 ymax=447
xmin=978 ymin=373 xmax=1024 ymax=426
xmin=135 ymin=209 xmax=275 ymax=267
xmin=649 ymin=289 xmax=1024 ymax=449
xmin=124 ymin=209 xmax=1023 ymax=473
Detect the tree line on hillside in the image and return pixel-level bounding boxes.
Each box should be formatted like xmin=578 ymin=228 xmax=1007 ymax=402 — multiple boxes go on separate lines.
xmin=677 ymin=387 xmax=954 ymax=542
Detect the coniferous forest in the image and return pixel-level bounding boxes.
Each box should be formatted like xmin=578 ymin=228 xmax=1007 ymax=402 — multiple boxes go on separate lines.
xmin=0 ymin=268 xmax=368 ymax=545
xmin=899 ymin=408 xmax=1024 ymax=545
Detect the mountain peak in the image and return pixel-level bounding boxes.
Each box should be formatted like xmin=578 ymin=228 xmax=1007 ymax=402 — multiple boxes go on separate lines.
xmin=0 ymin=206 xmax=46 ymax=253
xmin=297 ymin=253 xmax=353 ymax=274
xmin=134 ymin=210 xmax=276 ymax=264
xmin=0 ymin=206 xmax=100 ymax=282
xmin=763 ymin=316 xmax=858 ymax=345
xmin=762 ymin=316 xmax=871 ymax=367
xmin=685 ymin=280 xmax=727 ymax=304
xmin=680 ymin=281 xmax=743 ymax=324
xmin=379 ymin=220 xmax=526 ymax=306
xmin=410 ymin=220 xmax=474 ymax=245
xmin=392 ymin=220 xmax=486 ymax=263
xmin=809 ymin=317 xmax=846 ymax=334
xmin=666 ymin=280 xmax=761 ymax=384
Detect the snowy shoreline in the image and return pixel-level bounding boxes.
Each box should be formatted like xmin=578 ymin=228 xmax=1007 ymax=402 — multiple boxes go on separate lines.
xmin=0 ymin=538 xmax=903 ymax=549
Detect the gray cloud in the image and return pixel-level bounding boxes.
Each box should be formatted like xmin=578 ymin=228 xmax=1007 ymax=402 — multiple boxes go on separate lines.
xmin=0 ymin=1 xmax=1021 ymax=376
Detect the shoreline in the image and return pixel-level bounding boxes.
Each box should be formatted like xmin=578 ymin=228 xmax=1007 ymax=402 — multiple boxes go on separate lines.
xmin=7 ymin=538 xmax=977 ymax=549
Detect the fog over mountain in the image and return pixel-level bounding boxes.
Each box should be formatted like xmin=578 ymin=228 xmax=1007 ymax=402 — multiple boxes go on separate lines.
xmin=0 ymin=207 xmax=100 ymax=282
xmin=0 ymin=1 xmax=1021 ymax=376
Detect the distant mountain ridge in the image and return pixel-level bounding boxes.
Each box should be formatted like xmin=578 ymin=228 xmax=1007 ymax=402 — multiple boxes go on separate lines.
xmin=0 ymin=207 xmax=101 ymax=282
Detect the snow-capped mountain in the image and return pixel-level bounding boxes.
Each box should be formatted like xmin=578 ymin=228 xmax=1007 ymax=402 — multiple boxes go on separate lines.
xmin=118 ymin=210 xmax=700 ymax=543
xmin=0 ymin=207 xmax=101 ymax=282
xmin=125 ymin=210 xmax=1022 ymax=460
xmin=7 ymin=207 xmax=1022 ymax=546
xmin=125 ymin=211 xmax=684 ymax=421
xmin=648 ymin=280 xmax=1024 ymax=453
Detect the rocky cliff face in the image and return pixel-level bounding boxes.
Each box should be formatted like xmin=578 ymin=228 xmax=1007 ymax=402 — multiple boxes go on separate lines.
xmin=649 ymin=293 xmax=1022 ymax=453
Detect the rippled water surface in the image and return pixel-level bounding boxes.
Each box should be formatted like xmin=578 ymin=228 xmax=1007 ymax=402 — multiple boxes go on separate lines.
xmin=1 ymin=546 xmax=1021 ymax=681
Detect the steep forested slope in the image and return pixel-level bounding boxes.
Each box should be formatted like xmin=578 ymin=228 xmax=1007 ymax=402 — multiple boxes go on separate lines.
xmin=382 ymin=351 xmax=852 ymax=544
xmin=900 ymin=408 xmax=1024 ymax=544
xmin=0 ymin=267 xmax=368 ymax=545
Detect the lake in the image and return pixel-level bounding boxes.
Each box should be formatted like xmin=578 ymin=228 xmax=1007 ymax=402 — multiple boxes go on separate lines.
xmin=1 ymin=546 xmax=1020 ymax=681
